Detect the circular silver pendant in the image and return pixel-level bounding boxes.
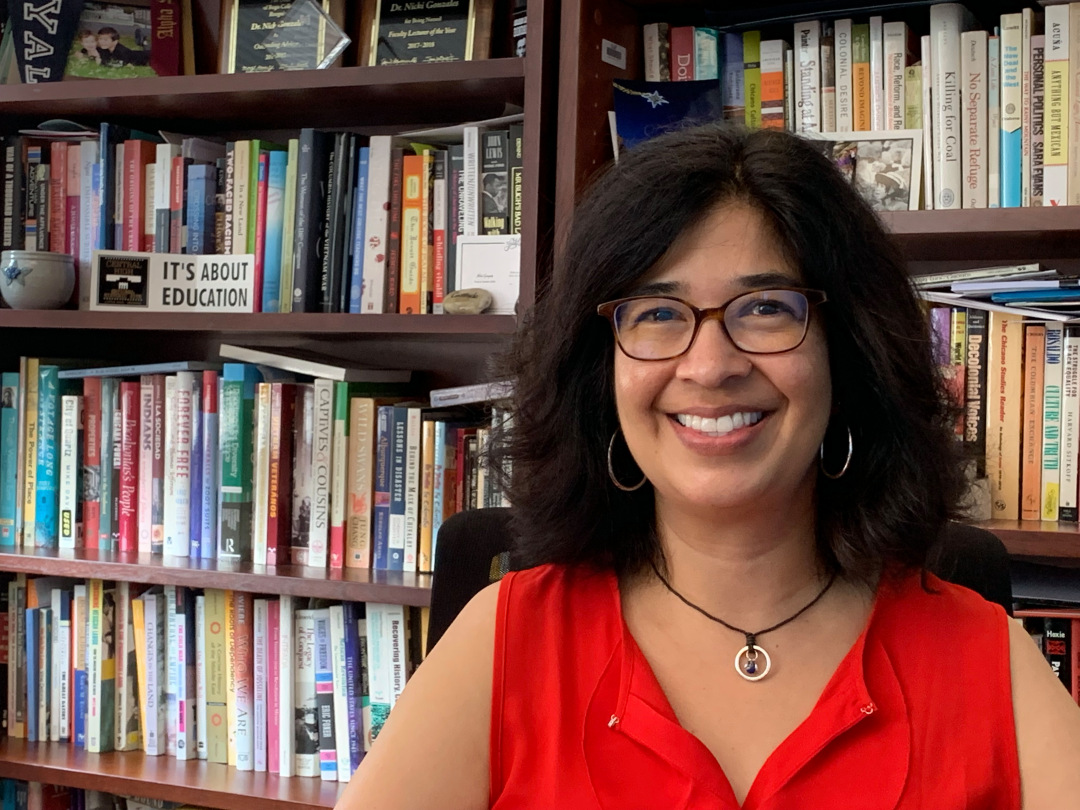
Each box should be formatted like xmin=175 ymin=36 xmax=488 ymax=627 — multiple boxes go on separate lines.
xmin=734 ymin=645 xmax=771 ymax=682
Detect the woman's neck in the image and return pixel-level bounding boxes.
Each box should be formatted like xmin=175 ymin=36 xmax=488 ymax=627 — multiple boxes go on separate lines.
xmin=650 ymin=494 xmax=829 ymax=632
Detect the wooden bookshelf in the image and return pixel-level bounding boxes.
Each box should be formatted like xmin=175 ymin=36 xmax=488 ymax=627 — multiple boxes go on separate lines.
xmin=975 ymin=521 xmax=1080 ymax=561
xmin=0 ymin=310 xmax=518 ymax=337
xmin=0 ymin=739 xmax=345 ymax=810
xmin=0 ymin=548 xmax=432 ymax=605
xmin=0 ymin=60 xmax=526 ymax=131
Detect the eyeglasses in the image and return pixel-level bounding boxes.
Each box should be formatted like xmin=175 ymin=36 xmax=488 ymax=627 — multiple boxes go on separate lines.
xmin=597 ymin=288 xmax=827 ymax=361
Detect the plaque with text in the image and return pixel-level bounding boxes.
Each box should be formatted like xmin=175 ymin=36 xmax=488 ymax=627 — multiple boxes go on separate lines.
xmin=369 ymin=0 xmax=476 ymax=65
xmin=224 ymin=0 xmax=349 ymax=73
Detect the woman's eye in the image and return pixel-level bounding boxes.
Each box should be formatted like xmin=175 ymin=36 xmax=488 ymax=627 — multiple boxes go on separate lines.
xmin=636 ymin=307 xmax=682 ymax=323
xmin=743 ymin=301 xmax=794 ymax=318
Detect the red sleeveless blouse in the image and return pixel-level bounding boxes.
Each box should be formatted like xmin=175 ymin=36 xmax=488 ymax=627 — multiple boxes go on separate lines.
xmin=490 ymin=564 xmax=1020 ymax=809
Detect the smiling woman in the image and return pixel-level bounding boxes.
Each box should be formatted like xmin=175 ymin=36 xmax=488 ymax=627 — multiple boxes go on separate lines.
xmin=338 ymin=125 xmax=1080 ymax=810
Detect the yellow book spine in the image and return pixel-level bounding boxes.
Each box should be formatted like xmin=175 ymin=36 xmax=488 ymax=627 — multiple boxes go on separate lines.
xmin=205 ymin=588 xmax=229 ymax=764
xmin=986 ymin=312 xmax=1025 ymax=520
xmin=21 ymin=358 xmax=38 ymax=549
xmin=419 ymin=419 xmax=436 ymax=572
xmin=743 ymin=31 xmax=762 ymax=128
xmin=131 ymin=596 xmax=148 ymax=749
xmin=225 ymin=589 xmax=237 ymax=767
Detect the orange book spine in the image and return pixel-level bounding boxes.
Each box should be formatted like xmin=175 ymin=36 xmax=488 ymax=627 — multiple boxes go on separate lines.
xmin=398 ymin=154 xmax=424 ymax=315
xmin=48 ymin=142 xmax=69 ymax=254
xmin=987 ymin=312 xmax=1025 ymax=520
xmin=123 ymin=140 xmax=155 ymax=252
xmin=1022 ymin=324 xmax=1046 ymax=520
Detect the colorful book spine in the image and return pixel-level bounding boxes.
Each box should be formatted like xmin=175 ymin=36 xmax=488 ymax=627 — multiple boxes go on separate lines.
xmin=188 ymin=374 xmax=203 ymax=560
xmin=252 ymin=383 xmax=272 ymax=566
xmin=347 ymin=398 xmax=376 ymax=569
xmin=852 ymin=23 xmax=871 ymax=130
xmin=119 ymin=382 xmax=140 ymax=552
xmin=150 ymin=375 xmax=165 ymax=554
xmin=114 ymin=580 xmax=141 ymax=751
xmin=643 ymin=22 xmax=670 ymax=81
xmin=361 ymin=135 xmax=393 ymax=314
xmin=59 ymin=395 xmax=81 ymax=550
xmin=138 ymin=377 xmax=154 ymax=553
xmin=742 ymin=30 xmax=762 ymax=128
xmin=759 ymin=40 xmax=789 ymax=130
xmin=97 ymin=378 xmax=115 ymax=551
xmin=308 ymin=379 xmax=333 ymax=568
xmin=988 ymin=35 xmax=1001 ymax=208
xmin=165 ymin=373 xmax=194 ymax=557
xmin=200 ymin=371 xmax=218 ymax=560
xmin=869 ymin=16 xmax=884 ymax=130
xmin=1044 ymin=4 xmax=1070 ymax=207
xmin=962 ymin=30 xmax=988 ymax=209
xmin=347 ymin=147 xmax=370 ymax=314
xmin=87 ymin=579 xmax=115 ymax=753
xmin=373 ymin=405 xmax=394 ymax=569
xmin=175 ymin=586 xmax=196 ymax=760
xmin=342 ymin=602 xmax=364 ymax=772
xmin=670 ymin=25 xmax=694 ymax=80
xmin=195 ymin=593 xmax=208 ymax=760
xmin=1043 ymin=323 xmax=1064 ymax=519
xmin=278 ymin=594 xmax=295 ymax=777
xmin=186 ymin=163 xmax=217 ymax=255
xmin=228 ymin=590 xmax=254 ymax=770
xmin=219 ymin=363 xmax=259 ymax=561
xmin=262 ymin=150 xmax=287 ymax=313
xmin=1031 ymin=34 xmax=1047 ymax=207
xmin=986 ymin=313 xmax=1024 ymax=520
xmin=268 ymin=599 xmax=281 ymax=773
xmin=721 ymin=32 xmax=744 ymax=122
xmin=1021 ymin=9 xmax=1036 ymax=207
xmin=820 ymin=23 xmax=837 ymax=132
xmin=332 ymin=603 xmax=359 ymax=778
xmin=1060 ymin=326 xmax=1080 ymax=521
xmin=419 ymin=418 xmax=436 ymax=573
xmin=314 ymin=608 xmax=337 ymax=781
xmin=204 ymin=588 xmax=228 ymax=764
xmin=294 ymin=608 xmax=318 ymax=777
xmin=291 ymin=385 xmax=314 ymax=565
xmin=267 ymin=383 xmax=294 ymax=566
xmin=280 ymin=139 xmax=299 ymax=313
xmin=1001 ymin=13 xmax=1023 ymax=208
xmin=141 ymin=589 xmax=166 ymax=756
xmin=73 ymin=583 xmax=87 ymax=747
xmin=329 ymin=382 xmax=350 ymax=569
xmin=34 ymin=365 xmax=59 ymax=548
xmin=0 ymin=373 xmax=19 ymax=546
xmin=694 ymin=26 xmax=719 ymax=81
xmin=1022 ymin=325 xmax=1047 ymax=520
xmin=253 ymin=598 xmax=268 ymax=772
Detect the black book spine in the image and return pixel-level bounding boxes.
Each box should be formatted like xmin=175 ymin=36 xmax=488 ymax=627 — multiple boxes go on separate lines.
xmin=319 ymin=134 xmax=340 ymax=312
xmin=214 ymin=157 xmax=228 ymax=254
xmin=1043 ymin=617 xmax=1072 ymax=689
xmin=508 ymin=123 xmax=524 ymax=235
xmin=337 ymin=134 xmax=357 ymax=315
xmin=963 ymin=308 xmax=989 ymax=476
xmin=480 ymin=130 xmax=509 ymax=235
xmin=293 ymin=128 xmax=330 ymax=313
xmin=384 ymin=148 xmax=405 ymax=315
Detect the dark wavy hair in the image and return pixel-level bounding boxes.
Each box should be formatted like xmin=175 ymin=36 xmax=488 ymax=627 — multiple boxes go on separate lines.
xmin=494 ymin=123 xmax=965 ymax=586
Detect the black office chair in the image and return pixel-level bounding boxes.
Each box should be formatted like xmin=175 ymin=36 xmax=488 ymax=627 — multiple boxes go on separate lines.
xmin=427 ymin=508 xmax=1014 ymax=653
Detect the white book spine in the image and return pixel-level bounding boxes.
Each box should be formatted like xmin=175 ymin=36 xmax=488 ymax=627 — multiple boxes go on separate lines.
xmin=403 ymin=408 xmax=421 ymax=573
xmin=278 ymin=594 xmax=295 ymax=778
xmin=1069 ymin=4 xmax=1080 ymax=205
xmin=1022 ymin=8 xmax=1036 ymax=207
xmin=162 ymin=377 xmax=178 ymax=557
xmin=643 ymin=22 xmax=667 ymax=81
xmin=254 ymin=598 xmax=268 ymax=773
xmin=252 ymin=384 xmax=271 ymax=566
xmin=361 ymin=135 xmax=393 ymax=313
xmin=1043 ymin=5 xmax=1070 ymax=207
xmin=310 ymin=379 xmax=334 ymax=569
xmin=921 ymin=35 xmax=935 ymax=210
xmin=989 ymin=35 xmax=1002 ymax=208
xmin=59 ymin=396 xmax=80 ymax=549
xmin=385 ymin=604 xmax=408 ymax=706
xmin=78 ymin=141 xmax=99 ymax=308
xmin=820 ymin=23 xmax=836 ymax=132
xmin=164 ymin=584 xmax=178 ymax=756
xmin=869 ymin=16 xmax=885 ymax=130
xmin=963 ymin=30 xmax=989 ymax=208
xmin=138 ymin=378 xmax=154 ymax=553
xmin=1043 ymin=323 xmax=1065 ymax=519
xmin=462 ymin=126 xmax=480 ymax=236
xmin=143 ymin=592 xmax=162 ymax=755
xmin=883 ymin=22 xmax=909 ymax=130
xmin=294 ymin=609 xmax=318 ymax=777
xmin=195 ymin=593 xmax=208 ymax=760
xmin=52 ymin=589 xmax=69 ymax=743
xmin=1060 ymin=328 xmax=1080 ymax=519
xmin=1001 ymin=14 xmax=1023 ymax=209
xmin=328 ymin=604 xmax=351 ymax=781
xmin=87 ymin=580 xmax=104 ymax=752
xmin=784 ymin=49 xmax=795 ymax=130
xmin=835 ymin=19 xmax=854 ymax=131
xmin=931 ymin=4 xmax=974 ymax=210
xmin=794 ymin=21 xmax=821 ymax=132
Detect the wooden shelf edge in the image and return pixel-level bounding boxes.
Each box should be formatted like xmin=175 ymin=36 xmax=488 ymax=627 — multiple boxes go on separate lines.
xmin=882 ymin=206 xmax=1080 ymax=236
xmin=0 ymin=59 xmax=525 ymax=105
xmin=0 ymin=739 xmax=345 ymax=810
xmin=0 ymin=311 xmax=518 ymax=336
xmin=973 ymin=520 xmax=1080 ymax=560
xmin=0 ymin=549 xmax=432 ymax=606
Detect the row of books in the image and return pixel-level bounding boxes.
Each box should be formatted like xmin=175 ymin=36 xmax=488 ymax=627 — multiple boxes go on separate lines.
xmin=1 ymin=576 xmax=420 ymax=780
xmin=1 ymin=116 xmax=524 ymax=314
xmin=0 ymin=354 xmax=511 ymax=571
xmin=925 ymin=293 xmax=1080 ymax=523
xmin=641 ymin=2 xmax=1080 ymax=210
xmin=0 ymin=780 xmax=207 ymax=810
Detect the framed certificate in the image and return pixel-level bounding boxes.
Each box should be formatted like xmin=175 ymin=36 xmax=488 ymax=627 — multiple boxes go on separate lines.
xmin=360 ymin=0 xmax=494 ymax=66
xmin=220 ymin=0 xmax=349 ymax=74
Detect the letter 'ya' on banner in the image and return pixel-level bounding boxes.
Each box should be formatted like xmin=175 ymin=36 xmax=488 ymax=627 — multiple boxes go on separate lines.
xmin=10 ymin=0 xmax=86 ymax=83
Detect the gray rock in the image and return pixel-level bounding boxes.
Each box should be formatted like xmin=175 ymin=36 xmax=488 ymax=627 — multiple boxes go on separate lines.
xmin=443 ymin=288 xmax=493 ymax=315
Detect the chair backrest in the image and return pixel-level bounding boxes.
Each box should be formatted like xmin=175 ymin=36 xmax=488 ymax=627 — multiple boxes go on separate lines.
xmin=427 ymin=509 xmax=1013 ymax=654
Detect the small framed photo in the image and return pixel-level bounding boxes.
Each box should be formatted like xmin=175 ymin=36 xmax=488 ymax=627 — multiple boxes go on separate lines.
xmin=803 ymin=129 xmax=923 ymax=212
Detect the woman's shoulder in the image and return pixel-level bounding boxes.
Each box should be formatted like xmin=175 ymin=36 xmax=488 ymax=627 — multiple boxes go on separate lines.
xmin=498 ymin=562 xmax=620 ymax=633
xmin=874 ymin=568 xmax=1007 ymax=633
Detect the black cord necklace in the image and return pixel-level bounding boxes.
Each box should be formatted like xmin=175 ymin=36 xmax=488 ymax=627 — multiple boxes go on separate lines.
xmin=649 ymin=560 xmax=839 ymax=682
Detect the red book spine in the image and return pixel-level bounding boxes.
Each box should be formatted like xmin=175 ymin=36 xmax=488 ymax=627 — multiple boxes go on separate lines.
xmin=49 ymin=141 xmax=69 ymax=254
xmin=82 ymin=377 xmax=102 ymax=549
xmin=454 ymin=427 xmax=474 ymax=514
xmin=150 ymin=0 xmax=182 ymax=77
xmin=151 ymin=375 xmax=166 ymax=554
xmin=119 ymin=382 xmax=141 ymax=552
xmin=267 ymin=599 xmax=280 ymax=773
xmin=1072 ymin=618 xmax=1080 ymax=704
xmin=65 ymin=144 xmax=80 ymax=259
xmin=123 ymin=140 xmax=155 ymax=251
xmin=170 ymin=154 xmax=185 ymax=253
xmin=138 ymin=376 xmax=155 ymax=553
xmin=384 ymin=147 xmax=405 ymax=315
xmin=669 ymin=26 xmax=695 ymax=81
xmin=266 ymin=383 xmax=295 ymax=566
xmin=253 ymin=153 xmax=269 ymax=313
xmin=443 ymin=426 xmax=458 ymax=522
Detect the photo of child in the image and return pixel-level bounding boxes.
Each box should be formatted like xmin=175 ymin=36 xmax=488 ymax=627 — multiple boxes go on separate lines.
xmin=64 ymin=2 xmax=159 ymax=79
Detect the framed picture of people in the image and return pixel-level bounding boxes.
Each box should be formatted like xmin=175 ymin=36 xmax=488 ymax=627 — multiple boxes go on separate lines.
xmin=64 ymin=0 xmax=182 ymax=79
xmin=804 ymin=130 xmax=924 ymax=212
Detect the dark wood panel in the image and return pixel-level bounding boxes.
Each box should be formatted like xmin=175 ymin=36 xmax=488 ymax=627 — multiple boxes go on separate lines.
xmin=0 ymin=739 xmax=345 ymax=810
xmin=976 ymin=520 xmax=1080 ymax=560
xmin=0 ymin=60 xmax=525 ymax=131
xmin=0 ymin=549 xmax=432 ymax=605
xmin=0 ymin=310 xmax=517 ymax=335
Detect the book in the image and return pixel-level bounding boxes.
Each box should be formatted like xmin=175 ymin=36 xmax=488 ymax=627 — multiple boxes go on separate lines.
xmin=218 ymin=344 xmax=412 ymax=384
xmin=219 ymin=364 xmax=259 ymax=562
xmin=1042 ymin=323 xmax=1065 ymax=519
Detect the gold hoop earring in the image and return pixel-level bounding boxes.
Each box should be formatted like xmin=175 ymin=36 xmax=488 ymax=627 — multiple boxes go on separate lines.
xmin=820 ymin=424 xmax=853 ymax=480
xmin=607 ymin=430 xmax=646 ymax=492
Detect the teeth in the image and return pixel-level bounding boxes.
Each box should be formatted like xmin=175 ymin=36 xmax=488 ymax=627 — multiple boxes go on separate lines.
xmin=675 ymin=411 xmax=763 ymax=436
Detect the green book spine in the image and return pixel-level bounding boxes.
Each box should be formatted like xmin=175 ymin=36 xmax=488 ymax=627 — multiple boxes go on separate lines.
xmin=743 ymin=31 xmax=762 ymax=128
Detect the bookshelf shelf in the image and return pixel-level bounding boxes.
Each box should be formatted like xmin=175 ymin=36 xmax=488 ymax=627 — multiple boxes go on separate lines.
xmin=0 ymin=739 xmax=345 ymax=810
xmin=0 ymin=310 xmax=518 ymax=338
xmin=977 ymin=521 xmax=1080 ymax=560
xmin=0 ymin=549 xmax=432 ymax=606
xmin=0 ymin=60 xmax=526 ymax=131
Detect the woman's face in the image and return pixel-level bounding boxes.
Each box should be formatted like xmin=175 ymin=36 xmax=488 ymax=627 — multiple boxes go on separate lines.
xmin=613 ymin=203 xmax=832 ymax=517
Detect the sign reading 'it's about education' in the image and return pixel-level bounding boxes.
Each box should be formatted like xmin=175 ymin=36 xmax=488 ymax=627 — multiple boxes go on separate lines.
xmin=90 ymin=251 xmax=257 ymax=313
